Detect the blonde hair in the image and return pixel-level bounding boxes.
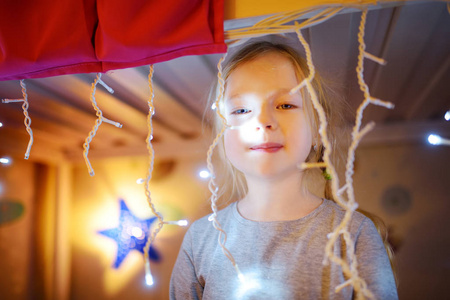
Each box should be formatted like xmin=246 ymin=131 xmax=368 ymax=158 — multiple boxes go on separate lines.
xmin=205 ymin=41 xmax=342 ymax=207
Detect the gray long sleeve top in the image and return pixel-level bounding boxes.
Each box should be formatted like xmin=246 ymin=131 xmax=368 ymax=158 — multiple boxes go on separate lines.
xmin=170 ymin=199 xmax=398 ymax=299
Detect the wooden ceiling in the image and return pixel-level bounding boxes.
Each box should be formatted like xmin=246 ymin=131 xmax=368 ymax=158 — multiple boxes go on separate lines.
xmin=0 ymin=1 xmax=449 ymax=165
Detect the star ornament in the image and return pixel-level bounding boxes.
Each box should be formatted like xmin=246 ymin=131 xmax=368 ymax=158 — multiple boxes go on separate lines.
xmin=98 ymin=199 xmax=160 ymax=268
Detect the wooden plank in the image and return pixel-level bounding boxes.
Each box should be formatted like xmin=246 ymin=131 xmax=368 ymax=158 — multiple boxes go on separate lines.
xmin=367 ymin=3 xmax=444 ymax=122
xmin=0 ymin=128 xmax=65 ymax=164
xmin=153 ymin=55 xmax=217 ymax=118
xmin=104 ymin=67 xmax=204 ymax=137
xmin=64 ymin=137 xmax=209 ymax=161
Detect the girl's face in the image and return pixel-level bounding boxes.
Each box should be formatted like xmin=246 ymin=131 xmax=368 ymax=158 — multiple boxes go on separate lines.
xmin=222 ymin=51 xmax=313 ymax=181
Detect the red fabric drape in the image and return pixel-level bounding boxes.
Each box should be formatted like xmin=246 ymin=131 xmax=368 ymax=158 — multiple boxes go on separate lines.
xmin=0 ymin=0 xmax=226 ymax=81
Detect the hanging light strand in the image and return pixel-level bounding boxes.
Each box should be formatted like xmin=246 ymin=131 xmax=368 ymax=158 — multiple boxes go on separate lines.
xmin=142 ymin=65 xmax=189 ymax=286
xmin=1 ymin=79 xmax=34 ymax=159
xmin=83 ymin=73 xmax=122 ymax=176
xmin=205 ymin=54 xmax=245 ymax=280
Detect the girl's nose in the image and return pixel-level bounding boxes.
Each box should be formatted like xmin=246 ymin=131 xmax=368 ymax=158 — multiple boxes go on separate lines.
xmin=256 ymin=108 xmax=277 ymax=130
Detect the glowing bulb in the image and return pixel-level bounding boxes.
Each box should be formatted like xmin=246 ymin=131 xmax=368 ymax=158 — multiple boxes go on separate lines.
xmin=0 ymin=157 xmax=11 ymax=165
xmin=211 ymin=103 xmax=216 ymax=110
xmin=166 ymin=219 xmax=189 ymax=226
xmin=131 ymin=226 xmax=144 ymax=238
xmin=0 ymin=122 xmax=3 ymax=127
xmin=199 ymin=170 xmax=210 ymax=179
xmin=145 ymin=274 xmax=154 ymax=286
xmin=445 ymin=110 xmax=450 ymax=121
xmin=177 ymin=220 xmax=188 ymax=226
xmin=136 ymin=178 xmax=145 ymax=184
xmin=238 ymin=273 xmax=246 ymax=283
xmin=428 ymin=134 xmax=442 ymax=145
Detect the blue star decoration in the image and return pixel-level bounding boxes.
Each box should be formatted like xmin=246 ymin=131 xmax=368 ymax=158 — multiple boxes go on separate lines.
xmin=98 ymin=199 xmax=161 ymax=268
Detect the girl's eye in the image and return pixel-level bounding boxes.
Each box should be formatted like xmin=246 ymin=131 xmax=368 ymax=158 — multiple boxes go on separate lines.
xmin=278 ymin=104 xmax=297 ymax=109
xmin=231 ymin=108 xmax=250 ymax=115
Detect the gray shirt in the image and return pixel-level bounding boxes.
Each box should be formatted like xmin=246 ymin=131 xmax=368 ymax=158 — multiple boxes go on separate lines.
xmin=170 ymin=199 xmax=398 ymax=299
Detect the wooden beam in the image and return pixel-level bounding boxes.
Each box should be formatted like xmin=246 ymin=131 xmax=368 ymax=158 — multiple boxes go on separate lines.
xmin=104 ymin=67 xmax=204 ymax=137
xmin=64 ymin=137 xmax=208 ymax=161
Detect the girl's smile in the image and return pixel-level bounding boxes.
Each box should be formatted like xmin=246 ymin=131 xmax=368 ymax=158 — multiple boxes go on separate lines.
xmin=249 ymin=142 xmax=283 ymax=153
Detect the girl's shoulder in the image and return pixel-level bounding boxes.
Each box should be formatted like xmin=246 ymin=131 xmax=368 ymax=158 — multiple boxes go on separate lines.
xmin=320 ymin=199 xmax=374 ymax=233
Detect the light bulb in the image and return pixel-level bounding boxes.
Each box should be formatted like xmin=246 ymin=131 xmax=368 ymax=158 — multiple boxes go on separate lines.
xmin=199 ymin=170 xmax=210 ymax=179
xmin=445 ymin=110 xmax=450 ymax=121
xmin=131 ymin=226 xmax=144 ymax=238
xmin=136 ymin=178 xmax=145 ymax=184
xmin=428 ymin=134 xmax=442 ymax=145
xmin=0 ymin=122 xmax=3 ymax=127
xmin=177 ymin=220 xmax=189 ymax=226
xmin=145 ymin=274 xmax=154 ymax=286
xmin=0 ymin=157 xmax=11 ymax=165
xmin=166 ymin=220 xmax=189 ymax=226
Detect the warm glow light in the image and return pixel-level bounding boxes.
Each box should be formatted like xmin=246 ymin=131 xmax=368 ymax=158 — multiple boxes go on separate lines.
xmin=428 ymin=134 xmax=442 ymax=145
xmin=199 ymin=170 xmax=210 ymax=179
xmin=0 ymin=157 xmax=11 ymax=165
xmin=131 ymin=226 xmax=144 ymax=239
xmin=165 ymin=219 xmax=189 ymax=226
xmin=177 ymin=220 xmax=188 ymax=226
xmin=0 ymin=122 xmax=3 ymax=127
xmin=136 ymin=178 xmax=145 ymax=184
xmin=445 ymin=110 xmax=450 ymax=121
xmin=145 ymin=274 xmax=154 ymax=286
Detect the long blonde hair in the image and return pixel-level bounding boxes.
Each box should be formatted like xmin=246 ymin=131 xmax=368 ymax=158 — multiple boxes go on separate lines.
xmin=205 ymin=41 xmax=341 ymax=207
xmin=204 ymin=41 xmax=397 ymax=283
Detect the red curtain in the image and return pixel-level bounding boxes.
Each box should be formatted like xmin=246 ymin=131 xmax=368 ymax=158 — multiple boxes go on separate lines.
xmin=0 ymin=0 xmax=226 ymax=81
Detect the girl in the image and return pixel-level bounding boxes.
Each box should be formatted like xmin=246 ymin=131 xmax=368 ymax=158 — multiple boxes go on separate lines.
xmin=170 ymin=41 xmax=398 ymax=299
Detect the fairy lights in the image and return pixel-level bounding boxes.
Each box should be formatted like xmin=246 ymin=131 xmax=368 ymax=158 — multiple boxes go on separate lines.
xmin=83 ymin=73 xmax=123 ymax=176
xmin=0 ymin=157 xmax=11 ymax=165
xmin=444 ymin=110 xmax=450 ymax=121
xmin=199 ymin=169 xmax=211 ymax=179
xmin=428 ymin=134 xmax=450 ymax=146
xmin=1 ymin=80 xmax=33 ymax=159
xmin=142 ymin=65 xmax=189 ymax=286
xmin=206 ymin=54 xmax=247 ymax=283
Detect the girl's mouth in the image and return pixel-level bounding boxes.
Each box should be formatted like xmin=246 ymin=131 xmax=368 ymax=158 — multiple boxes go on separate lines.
xmin=250 ymin=143 xmax=283 ymax=153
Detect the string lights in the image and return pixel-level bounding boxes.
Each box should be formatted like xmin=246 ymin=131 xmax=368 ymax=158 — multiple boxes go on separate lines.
xmin=1 ymin=80 xmax=33 ymax=159
xmin=83 ymin=73 xmax=123 ymax=176
xmin=206 ymin=54 xmax=247 ymax=283
xmin=142 ymin=65 xmax=188 ymax=286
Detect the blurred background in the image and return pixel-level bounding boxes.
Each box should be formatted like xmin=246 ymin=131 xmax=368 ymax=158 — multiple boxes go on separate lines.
xmin=1 ymin=1 xmax=450 ymax=299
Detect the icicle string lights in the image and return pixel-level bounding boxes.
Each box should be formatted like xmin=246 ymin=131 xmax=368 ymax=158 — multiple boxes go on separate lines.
xmin=288 ymin=26 xmax=374 ymax=299
xmin=142 ymin=65 xmax=189 ymax=286
xmin=142 ymin=64 xmax=163 ymax=286
xmin=83 ymin=73 xmax=122 ymax=176
xmin=1 ymin=80 xmax=34 ymax=159
xmin=205 ymin=54 xmax=245 ymax=280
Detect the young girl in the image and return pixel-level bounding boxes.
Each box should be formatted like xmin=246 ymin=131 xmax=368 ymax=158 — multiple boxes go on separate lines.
xmin=170 ymin=41 xmax=398 ymax=299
